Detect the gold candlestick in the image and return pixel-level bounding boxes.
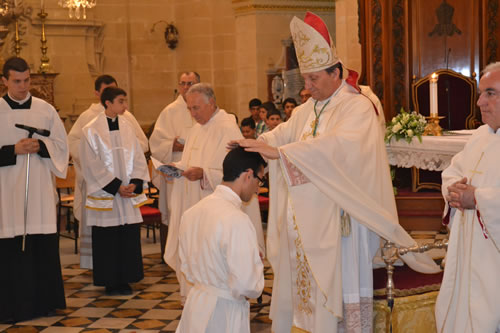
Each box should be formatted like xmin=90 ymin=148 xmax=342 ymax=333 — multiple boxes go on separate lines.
xmin=38 ymin=7 xmax=51 ymax=73
xmin=14 ymin=18 xmax=21 ymax=57
xmin=423 ymin=115 xmax=445 ymax=136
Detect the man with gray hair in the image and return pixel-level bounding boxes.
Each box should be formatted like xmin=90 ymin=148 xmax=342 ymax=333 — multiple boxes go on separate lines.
xmin=435 ymin=62 xmax=500 ymax=332
xmin=150 ymin=72 xmax=200 ymax=258
xmin=163 ymin=83 xmax=265 ymax=304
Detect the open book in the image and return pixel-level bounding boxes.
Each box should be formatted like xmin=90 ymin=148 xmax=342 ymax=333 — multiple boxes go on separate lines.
xmin=150 ymin=157 xmax=184 ymax=178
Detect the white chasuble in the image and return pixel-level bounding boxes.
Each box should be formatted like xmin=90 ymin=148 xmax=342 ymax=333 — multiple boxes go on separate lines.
xmin=164 ymin=109 xmax=266 ymax=300
xmin=68 ymin=102 xmax=147 ymax=268
xmin=176 ymin=185 xmax=264 ymax=333
xmin=149 ymin=95 xmax=195 ymax=225
xmin=436 ymin=125 xmax=500 ymax=333
xmin=0 ymin=97 xmax=68 ymax=238
xmin=80 ymin=113 xmax=149 ymax=227
xmin=260 ymin=82 xmax=440 ymax=333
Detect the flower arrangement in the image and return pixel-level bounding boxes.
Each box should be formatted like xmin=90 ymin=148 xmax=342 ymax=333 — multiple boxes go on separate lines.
xmin=384 ymin=108 xmax=427 ymax=143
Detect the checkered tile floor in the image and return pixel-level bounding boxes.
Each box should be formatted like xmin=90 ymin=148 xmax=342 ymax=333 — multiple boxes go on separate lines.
xmin=0 ymin=251 xmax=273 ymax=333
xmin=0 ymin=229 xmax=445 ymax=333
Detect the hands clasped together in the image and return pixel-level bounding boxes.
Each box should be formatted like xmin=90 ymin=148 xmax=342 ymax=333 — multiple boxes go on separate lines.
xmin=446 ymin=177 xmax=476 ymax=212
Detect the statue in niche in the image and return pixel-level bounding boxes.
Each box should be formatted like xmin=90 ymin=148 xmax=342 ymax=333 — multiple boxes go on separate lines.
xmin=428 ymin=0 xmax=462 ymax=37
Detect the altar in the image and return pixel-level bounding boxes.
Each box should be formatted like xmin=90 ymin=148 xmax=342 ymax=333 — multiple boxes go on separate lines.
xmin=385 ymin=130 xmax=473 ymax=171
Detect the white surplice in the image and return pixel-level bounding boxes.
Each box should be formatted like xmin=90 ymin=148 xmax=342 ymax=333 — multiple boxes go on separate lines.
xmin=260 ymin=82 xmax=440 ymax=333
xmin=436 ymin=124 xmax=500 ymax=333
xmin=149 ymin=95 xmax=195 ymax=225
xmin=0 ymin=97 xmax=68 ymax=237
xmin=68 ymin=102 xmax=147 ymax=268
xmin=176 ymin=185 xmax=264 ymax=333
xmin=79 ymin=113 xmax=149 ymax=227
xmin=164 ymin=108 xmax=266 ymax=300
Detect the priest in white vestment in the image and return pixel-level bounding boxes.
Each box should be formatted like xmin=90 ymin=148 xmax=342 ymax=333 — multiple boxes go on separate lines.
xmin=68 ymin=74 xmax=148 ymax=269
xmin=80 ymin=87 xmax=149 ymax=295
xmin=233 ymin=12 xmax=440 ymax=333
xmin=435 ymin=62 xmax=500 ymax=333
xmin=163 ymin=83 xmax=266 ymax=303
xmin=176 ymin=147 xmax=265 ymax=333
xmin=149 ymin=72 xmax=199 ymax=257
xmin=0 ymin=57 xmax=68 ymax=322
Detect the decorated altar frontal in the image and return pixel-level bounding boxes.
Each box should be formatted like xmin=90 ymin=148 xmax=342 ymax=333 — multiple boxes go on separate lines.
xmin=385 ymin=130 xmax=474 ymax=171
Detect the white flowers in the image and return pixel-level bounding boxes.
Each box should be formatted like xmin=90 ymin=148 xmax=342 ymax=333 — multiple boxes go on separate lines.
xmin=385 ymin=108 xmax=426 ymax=143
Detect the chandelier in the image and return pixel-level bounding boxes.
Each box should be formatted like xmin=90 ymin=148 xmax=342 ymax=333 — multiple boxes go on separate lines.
xmin=58 ymin=0 xmax=96 ymax=20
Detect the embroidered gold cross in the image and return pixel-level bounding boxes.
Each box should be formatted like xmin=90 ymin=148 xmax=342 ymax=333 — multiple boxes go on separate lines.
xmin=468 ymin=152 xmax=484 ymax=185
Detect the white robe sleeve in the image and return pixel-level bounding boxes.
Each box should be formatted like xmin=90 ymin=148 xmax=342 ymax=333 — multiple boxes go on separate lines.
xmin=441 ymin=147 xmax=468 ymax=225
xmin=39 ymin=106 xmax=69 ymax=178
xmin=130 ymin=136 xmax=150 ymax=183
xmin=67 ymin=112 xmax=88 ymax=168
xmin=226 ymin=216 xmax=264 ymax=299
xmin=149 ymin=108 xmax=178 ymax=164
xmin=123 ymin=111 xmax=148 ymax=153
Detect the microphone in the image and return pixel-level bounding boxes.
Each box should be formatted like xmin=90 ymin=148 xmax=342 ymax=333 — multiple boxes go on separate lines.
xmin=15 ymin=124 xmax=51 ymax=137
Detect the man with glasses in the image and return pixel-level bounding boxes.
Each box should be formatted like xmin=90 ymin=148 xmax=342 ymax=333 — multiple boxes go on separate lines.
xmin=175 ymin=147 xmax=265 ymax=333
xmin=149 ymin=71 xmax=199 ymax=259
xmin=163 ymin=83 xmax=265 ymax=305
xmin=435 ymin=62 xmax=500 ymax=333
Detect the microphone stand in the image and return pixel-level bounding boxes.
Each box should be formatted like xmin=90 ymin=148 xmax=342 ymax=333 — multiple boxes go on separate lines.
xmin=15 ymin=124 xmax=51 ymax=251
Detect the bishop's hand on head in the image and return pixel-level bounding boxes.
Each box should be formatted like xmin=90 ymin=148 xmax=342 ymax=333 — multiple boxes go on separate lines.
xmin=227 ymin=139 xmax=279 ymax=160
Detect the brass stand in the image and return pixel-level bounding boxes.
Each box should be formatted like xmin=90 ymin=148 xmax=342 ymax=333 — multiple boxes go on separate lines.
xmin=37 ymin=8 xmax=51 ymax=73
xmin=423 ymin=115 xmax=445 ymax=136
xmin=14 ymin=18 xmax=21 ymax=57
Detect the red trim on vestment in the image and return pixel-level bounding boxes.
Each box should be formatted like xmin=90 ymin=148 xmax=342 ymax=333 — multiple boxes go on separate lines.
xmin=304 ymin=12 xmax=331 ymax=45
xmin=476 ymin=209 xmax=489 ymax=239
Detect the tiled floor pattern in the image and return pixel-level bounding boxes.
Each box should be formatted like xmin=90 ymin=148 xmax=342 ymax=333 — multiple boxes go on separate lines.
xmin=0 ymin=229 xmax=445 ymax=333
xmin=0 ymin=252 xmax=274 ymax=333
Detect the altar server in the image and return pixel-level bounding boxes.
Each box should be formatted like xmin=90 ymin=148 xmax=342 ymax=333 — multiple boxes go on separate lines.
xmin=68 ymin=74 xmax=147 ymax=269
xmin=0 ymin=57 xmax=68 ymax=322
xmin=435 ymin=62 xmax=500 ymax=333
xmin=80 ymin=87 xmax=149 ymax=295
xmin=176 ymin=147 xmax=265 ymax=333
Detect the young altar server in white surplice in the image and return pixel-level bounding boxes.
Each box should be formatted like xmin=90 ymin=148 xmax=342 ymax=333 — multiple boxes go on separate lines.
xmin=435 ymin=62 xmax=500 ymax=333
xmin=80 ymin=87 xmax=149 ymax=295
xmin=149 ymin=72 xmax=199 ymax=258
xmin=232 ymin=12 xmax=440 ymax=333
xmin=68 ymin=74 xmax=148 ymax=269
xmin=176 ymin=147 xmax=265 ymax=333
xmin=0 ymin=57 xmax=68 ymax=322
xmin=163 ymin=83 xmax=265 ymax=304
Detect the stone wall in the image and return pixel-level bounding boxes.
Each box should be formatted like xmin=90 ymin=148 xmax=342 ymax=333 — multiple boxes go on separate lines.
xmin=7 ymin=0 xmax=352 ymax=131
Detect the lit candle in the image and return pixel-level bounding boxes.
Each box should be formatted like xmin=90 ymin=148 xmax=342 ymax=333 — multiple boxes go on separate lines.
xmin=429 ymin=73 xmax=439 ymax=117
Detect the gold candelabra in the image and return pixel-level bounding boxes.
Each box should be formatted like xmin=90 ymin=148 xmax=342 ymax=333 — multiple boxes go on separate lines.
xmin=423 ymin=115 xmax=445 ymax=136
xmin=38 ymin=7 xmax=51 ymax=73
xmin=14 ymin=18 xmax=20 ymax=57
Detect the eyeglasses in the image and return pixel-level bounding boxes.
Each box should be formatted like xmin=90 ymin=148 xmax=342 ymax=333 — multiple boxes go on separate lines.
xmin=254 ymin=175 xmax=265 ymax=187
xmin=179 ymin=81 xmax=195 ymax=87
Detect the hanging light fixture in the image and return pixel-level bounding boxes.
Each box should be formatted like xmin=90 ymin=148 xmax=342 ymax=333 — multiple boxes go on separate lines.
xmin=58 ymin=0 xmax=96 ymax=20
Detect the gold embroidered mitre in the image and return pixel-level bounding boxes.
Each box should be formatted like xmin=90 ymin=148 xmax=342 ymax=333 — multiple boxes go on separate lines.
xmin=290 ymin=12 xmax=339 ymax=74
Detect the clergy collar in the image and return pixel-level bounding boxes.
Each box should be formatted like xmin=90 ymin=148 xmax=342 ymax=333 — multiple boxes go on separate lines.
xmin=106 ymin=116 xmax=119 ymax=131
xmin=3 ymin=93 xmax=32 ymax=110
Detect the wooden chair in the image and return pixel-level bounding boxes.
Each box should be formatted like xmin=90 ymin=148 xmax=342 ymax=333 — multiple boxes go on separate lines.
xmin=55 ymin=164 xmax=78 ymax=253
xmin=140 ymin=159 xmax=161 ymax=243
xmin=411 ymin=69 xmax=479 ymax=191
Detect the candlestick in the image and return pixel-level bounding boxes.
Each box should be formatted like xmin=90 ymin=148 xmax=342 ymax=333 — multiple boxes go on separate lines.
xmin=38 ymin=8 xmax=51 ymax=73
xmin=41 ymin=0 xmax=44 ymax=10
xmin=429 ymin=73 xmax=439 ymax=117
